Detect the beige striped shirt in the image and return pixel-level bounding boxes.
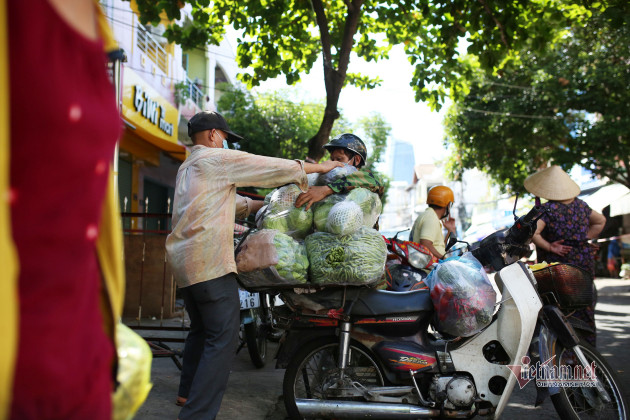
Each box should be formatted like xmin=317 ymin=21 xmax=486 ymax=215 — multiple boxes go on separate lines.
xmin=166 ymin=145 xmax=307 ymax=287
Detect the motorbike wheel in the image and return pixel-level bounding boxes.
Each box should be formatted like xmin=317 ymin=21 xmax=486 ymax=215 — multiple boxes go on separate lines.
xmin=244 ymin=304 xmax=267 ymax=368
xmin=551 ymin=341 xmax=629 ymax=419
xmin=283 ymin=337 xmax=385 ymax=420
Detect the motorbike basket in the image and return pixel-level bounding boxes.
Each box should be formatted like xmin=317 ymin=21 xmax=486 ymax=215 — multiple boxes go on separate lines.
xmin=533 ymin=263 xmax=593 ymax=310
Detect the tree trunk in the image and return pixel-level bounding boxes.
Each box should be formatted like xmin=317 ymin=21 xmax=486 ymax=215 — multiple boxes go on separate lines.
xmin=306 ymin=0 xmax=364 ymax=162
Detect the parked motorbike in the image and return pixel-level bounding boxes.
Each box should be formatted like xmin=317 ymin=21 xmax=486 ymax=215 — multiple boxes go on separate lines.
xmin=383 ymin=231 xmax=438 ymax=291
xmin=273 ymin=204 xmax=628 ymax=419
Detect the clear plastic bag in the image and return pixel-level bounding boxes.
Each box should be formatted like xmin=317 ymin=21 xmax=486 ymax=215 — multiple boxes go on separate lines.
xmin=305 ymin=227 xmax=387 ymax=286
xmin=426 ymin=252 xmax=496 ymax=337
xmin=315 ymin=164 xmax=358 ymax=186
xmin=113 ymin=324 xmax=153 ymax=420
xmin=258 ymin=184 xmax=313 ymax=239
xmin=312 ymin=187 xmax=382 ymax=233
xmin=235 ymin=229 xmax=309 ymax=288
xmin=346 ymin=187 xmax=382 ymax=228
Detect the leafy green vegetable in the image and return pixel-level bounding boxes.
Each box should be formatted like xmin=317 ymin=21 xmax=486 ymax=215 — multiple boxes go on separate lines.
xmin=260 ymin=185 xmax=313 ymax=238
xmin=347 ymin=188 xmax=382 ymax=228
xmin=325 ymin=201 xmax=363 ymax=236
xmin=305 ymin=227 xmax=387 ymax=286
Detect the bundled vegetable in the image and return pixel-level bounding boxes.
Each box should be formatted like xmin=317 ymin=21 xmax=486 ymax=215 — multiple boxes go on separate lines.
xmin=346 ymin=187 xmax=382 ymax=228
xmin=315 ymin=164 xmax=357 ymax=186
xmin=312 ymin=187 xmax=382 ymax=233
xmin=235 ymin=229 xmax=309 ymax=288
xmin=426 ymin=252 xmax=496 ymax=337
xmin=258 ymin=184 xmax=313 ymax=239
xmin=306 ymin=227 xmax=387 ymax=286
xmin=325 ymin=201 xmax=363 ymax=236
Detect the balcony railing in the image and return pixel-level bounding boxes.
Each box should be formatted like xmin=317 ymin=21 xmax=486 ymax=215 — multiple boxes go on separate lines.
xmin=186 ymin=77 xmax=205 ymax=109
xmin=136 ymin=23 xmax=169 ymax=74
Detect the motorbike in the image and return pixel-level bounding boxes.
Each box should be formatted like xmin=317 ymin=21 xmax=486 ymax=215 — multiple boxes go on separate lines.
xmin=383 ymin=231 xmax=438 ymax=291
xmin=272 ymin=204 xmax=628 ymax=419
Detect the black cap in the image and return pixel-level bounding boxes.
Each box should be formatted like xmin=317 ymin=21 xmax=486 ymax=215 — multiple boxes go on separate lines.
xmin=187 ymin=111 xmax=243 ymax=142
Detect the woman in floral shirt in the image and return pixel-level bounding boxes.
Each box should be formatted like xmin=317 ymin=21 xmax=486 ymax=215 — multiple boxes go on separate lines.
xmin=525 ymin=166 xmax=606 ymax=346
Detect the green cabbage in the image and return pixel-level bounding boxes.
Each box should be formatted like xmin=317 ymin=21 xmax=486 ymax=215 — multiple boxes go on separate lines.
xmin=272 ymin=231 xmax=309 ymax=283
xmin=325 ymin=201 xmax=363 ymax=236
xmin=305 ymin=227 xmax=387 ymax=286
xmin=347 ymin=188 xmax=382 ymax=228
xmin=260 ymin=185 xmax=313 ymax=238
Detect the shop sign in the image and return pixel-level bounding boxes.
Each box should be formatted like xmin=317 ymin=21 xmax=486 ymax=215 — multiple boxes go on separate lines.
xmin=133 ymin=85 xmax=174 ymax=136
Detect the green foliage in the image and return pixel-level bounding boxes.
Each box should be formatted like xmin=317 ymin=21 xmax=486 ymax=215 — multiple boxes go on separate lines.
xmin=444 ymin=7 xmax=630 ymax=193
xmin=356 ymin=113 xmax=390 ymax=169
xmin=217 ymin=84 xmax=323 ymax=160
xmin=129 ymin=0 xmax=594 ymax=160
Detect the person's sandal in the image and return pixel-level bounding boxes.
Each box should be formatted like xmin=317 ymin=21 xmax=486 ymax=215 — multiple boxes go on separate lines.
xmin=175 ymin=396 xmax=187 ymax=407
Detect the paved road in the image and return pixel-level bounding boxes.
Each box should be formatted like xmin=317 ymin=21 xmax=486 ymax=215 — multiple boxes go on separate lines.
xmin=134 ymin=278 xmax=630 ymax=419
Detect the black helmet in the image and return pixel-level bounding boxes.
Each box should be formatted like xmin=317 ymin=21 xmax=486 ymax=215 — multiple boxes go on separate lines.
xmin=323 ymin=133 xmax=367 ymax=167
xmin=385 ymin=264 xmax=428 ymax=292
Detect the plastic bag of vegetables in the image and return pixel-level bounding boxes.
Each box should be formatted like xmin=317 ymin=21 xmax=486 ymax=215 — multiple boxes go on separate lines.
xmin=312 ymin=188 xmax=382 ymax=232
xmin=346 ymin=187 xmax=382 ymax=228
xmin=426 ymin=252 xmax=496 ymax=337
xmin=258 ymin=184 xmax=313 ymax=239
xmin=325 ymin=201 xmax=364 ymax=236
xmin=305 ymin=227 xmax=387 ymax=286
xmin=315 ymin=164 xmax=358 ymax=186
xmin=235 ymin=229 xmax=309 ymax=288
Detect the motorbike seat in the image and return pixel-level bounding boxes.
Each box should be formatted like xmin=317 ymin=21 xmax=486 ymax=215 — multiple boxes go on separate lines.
xmin=345 ymin=289 xmax=433 ymax=316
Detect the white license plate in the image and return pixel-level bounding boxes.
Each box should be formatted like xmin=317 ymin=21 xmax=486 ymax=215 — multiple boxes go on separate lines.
xmin=239 ymin=290 xmax=260 ymax=309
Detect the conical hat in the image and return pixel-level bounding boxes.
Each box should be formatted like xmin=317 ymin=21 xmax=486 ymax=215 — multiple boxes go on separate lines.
xmin=524 ymin=165 xmax=581 ymax=201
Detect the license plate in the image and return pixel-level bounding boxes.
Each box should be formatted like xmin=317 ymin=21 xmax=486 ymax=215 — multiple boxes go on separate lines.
xmin=239 ymin=290 xmax=260 ymax=309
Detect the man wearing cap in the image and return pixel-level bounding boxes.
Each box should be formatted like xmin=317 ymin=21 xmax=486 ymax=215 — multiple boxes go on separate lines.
xmin=165 ymin=111 xmax=343 ymax=420
xmin=295 ymin=133 xmax=385 ymax=210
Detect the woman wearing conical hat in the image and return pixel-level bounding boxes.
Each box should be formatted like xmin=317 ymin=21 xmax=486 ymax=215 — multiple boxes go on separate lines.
xmin=524 ymin=165 xmax=606 ymax=346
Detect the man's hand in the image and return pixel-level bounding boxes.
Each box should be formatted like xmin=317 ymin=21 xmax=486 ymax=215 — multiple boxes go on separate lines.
xmin=295 ymin=186 xmax=334 ymax=211
xmin=318 ymin=160 xmax=344 ymax=173
xmin=442 ymin=216 xmax=457 ymax=234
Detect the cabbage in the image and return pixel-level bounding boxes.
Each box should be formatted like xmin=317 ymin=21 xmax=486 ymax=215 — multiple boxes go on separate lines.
xmin=259 ymin=185 xmax=313 ymax=239
xmin=306 ymin=227 xmax=387 ymax=286
xmin=325 ymin=201 xmax=363 ymax=236
xmin=346 ymin=188 xmax=382 ymax=228
xmin=272 ymin=231 xmax=309 ymax=283
xmin=236 ymin=229 xmax=309 ymax=287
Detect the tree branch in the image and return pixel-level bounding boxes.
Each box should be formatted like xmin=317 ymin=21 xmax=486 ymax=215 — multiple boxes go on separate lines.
xmin=477 ymin=0 xmax=509 ymax=48
xmin=310 ymin=0 xmax=332 ymax=68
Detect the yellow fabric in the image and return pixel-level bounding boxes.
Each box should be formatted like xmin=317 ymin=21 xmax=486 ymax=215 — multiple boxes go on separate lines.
xmin=0 ymin=0 xmax=19 ymax=418
xmin=0 ymin=3 xmax=126 ymax=419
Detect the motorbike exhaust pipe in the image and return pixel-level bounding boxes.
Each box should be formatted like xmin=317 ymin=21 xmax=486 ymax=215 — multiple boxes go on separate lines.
xmin=295 ymin=399 xmax=487 ymax=419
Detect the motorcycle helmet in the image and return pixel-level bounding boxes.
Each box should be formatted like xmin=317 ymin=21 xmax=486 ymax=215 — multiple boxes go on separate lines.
xmin=427 ymin=185 xmax=454 ymax=208
xmin=386 ymin=264 xmax=428 ymax=292
xmin=323 ymin=133 xmax=367 ymax=168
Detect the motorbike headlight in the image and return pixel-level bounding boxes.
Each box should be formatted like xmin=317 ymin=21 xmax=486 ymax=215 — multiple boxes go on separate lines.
xmin=408 ymin=246 xmax=431 ymax=269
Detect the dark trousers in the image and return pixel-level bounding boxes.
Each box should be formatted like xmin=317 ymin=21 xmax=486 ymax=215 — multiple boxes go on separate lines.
xmin=178 ymin=274 xmax=240 ymax=420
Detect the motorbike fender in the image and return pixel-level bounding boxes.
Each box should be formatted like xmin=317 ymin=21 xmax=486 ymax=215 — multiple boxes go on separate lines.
xmin=275 ymin=328 xmax=336 ymax=369
xmin=448 ymin=262 xmax=542 ymax=419
xmin=536 ymin=321 xmax=562 ymax=397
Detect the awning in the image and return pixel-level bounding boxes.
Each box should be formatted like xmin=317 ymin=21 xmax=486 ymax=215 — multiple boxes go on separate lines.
xmin=611 ymin=193 xmax=630 ymax=217
xmin=581 ymin=184 xmax=630 ymax=212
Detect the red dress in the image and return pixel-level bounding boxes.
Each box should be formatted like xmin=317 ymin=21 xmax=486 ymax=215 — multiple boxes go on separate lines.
xmin=9 ymin=1 xmax=121 ymax=418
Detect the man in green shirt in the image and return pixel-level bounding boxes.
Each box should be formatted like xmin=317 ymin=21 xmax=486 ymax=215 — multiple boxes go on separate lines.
xmin=295 ymin=133 xmax=384 ymax=210
xmin=410 ymin=185 xmax=457 ymax=260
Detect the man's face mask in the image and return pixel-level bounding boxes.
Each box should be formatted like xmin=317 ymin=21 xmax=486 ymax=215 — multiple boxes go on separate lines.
xmin=223 ymin=139 xmax=229 ymax=149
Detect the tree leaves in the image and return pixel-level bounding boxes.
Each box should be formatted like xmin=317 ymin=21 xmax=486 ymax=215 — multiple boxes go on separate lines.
xmin=444 ymin=8 xmax=630 ymax=193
